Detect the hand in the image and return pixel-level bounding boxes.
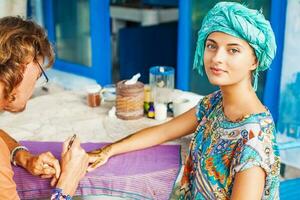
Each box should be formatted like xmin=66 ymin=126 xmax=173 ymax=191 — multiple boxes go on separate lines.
xmin=87 ymin=145 xmax=112 ymax=172
xmin=56 ymin=137 xmax=89 ymax=196
xmin=18 ymin=151 xmax=60 ymax=186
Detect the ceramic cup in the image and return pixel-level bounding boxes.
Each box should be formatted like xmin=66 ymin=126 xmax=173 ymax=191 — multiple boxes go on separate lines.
xmin=173 ymin=98 xmax=194 ymax=117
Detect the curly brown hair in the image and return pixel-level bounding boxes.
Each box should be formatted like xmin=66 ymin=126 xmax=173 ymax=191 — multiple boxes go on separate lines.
xmin=0 ymin=16 xmax=54 ymax=100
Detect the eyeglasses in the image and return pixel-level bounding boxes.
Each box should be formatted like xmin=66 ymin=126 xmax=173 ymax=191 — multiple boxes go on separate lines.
xmin=35 ymin=60 xmax=49 ymax=87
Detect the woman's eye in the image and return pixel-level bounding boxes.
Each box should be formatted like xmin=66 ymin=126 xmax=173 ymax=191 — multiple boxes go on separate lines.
xmin=229 ymin=48 xmax=239 ymax=54
xmin=206 ymin=44 xmax=216 ymax=49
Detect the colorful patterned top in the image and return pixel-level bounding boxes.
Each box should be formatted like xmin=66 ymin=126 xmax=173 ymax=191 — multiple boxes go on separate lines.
xmin=171 ymin=90 xmax=280 ymax=200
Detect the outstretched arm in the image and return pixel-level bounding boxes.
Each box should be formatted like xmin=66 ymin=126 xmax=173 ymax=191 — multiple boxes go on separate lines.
xmin=88 ymin=107 xmax=199 ymax=171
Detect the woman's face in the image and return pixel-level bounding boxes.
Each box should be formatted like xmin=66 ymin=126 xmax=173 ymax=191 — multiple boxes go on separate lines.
xmin=1 ymin=60 xmax=42 ymax=112
xmin=203 ymin=32 xmax=258 ymax=88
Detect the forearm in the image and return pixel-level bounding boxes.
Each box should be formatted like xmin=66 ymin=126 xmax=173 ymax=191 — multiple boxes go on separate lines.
xmin=0 ymin=129 xmax=20 ymax=152
xmin=108 ymin=107 xmax=198 ymax=157
xmin=109 ymin=125 xmax=169 ymax=157
xmin=55 ymin=172 xmax=78 ymax=197
xmin=0 ymin=129 xmax=31 ymax=168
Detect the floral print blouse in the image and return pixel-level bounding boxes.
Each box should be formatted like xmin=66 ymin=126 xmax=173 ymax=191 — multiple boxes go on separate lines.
xmin=171 ymin=90 xmax=280 ymax=200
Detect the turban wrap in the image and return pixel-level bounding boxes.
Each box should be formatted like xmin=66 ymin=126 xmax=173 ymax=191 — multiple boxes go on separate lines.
xmin=193 ymin=2 xmax=276 ymax=90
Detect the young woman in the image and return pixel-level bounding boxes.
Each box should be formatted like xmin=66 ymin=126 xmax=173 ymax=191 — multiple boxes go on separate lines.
xmin=0 ymin=16 xmax=89 ymax=199
xmin=88 ymin=2 xmax=280 ymax=199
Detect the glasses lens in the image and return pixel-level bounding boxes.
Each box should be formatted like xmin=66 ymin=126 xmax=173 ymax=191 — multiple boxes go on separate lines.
xmin=35 ymin=74 xmax=47 ymax=87
xmin=35 ymin=60 xmax=49 ymax=87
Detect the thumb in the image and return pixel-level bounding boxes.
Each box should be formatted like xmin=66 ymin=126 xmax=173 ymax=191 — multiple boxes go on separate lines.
xmin=87 ymin=164 xmax=98 ymax=173
xmin=62 ymin=136 xmax=72 ymax=155
xmin=51 ymin=177 xmax=58 ymax=187
xmin=62 ymin=135 xmax=79 ymax=155
xmin=87 ymin=157 xmax=106 ymax=172
xmin=88 ymin=155 xmax=99 ymax=163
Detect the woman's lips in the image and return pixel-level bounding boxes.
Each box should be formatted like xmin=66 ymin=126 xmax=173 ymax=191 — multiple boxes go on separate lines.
xmin=210 ymin=67 xmax=226 ymax=75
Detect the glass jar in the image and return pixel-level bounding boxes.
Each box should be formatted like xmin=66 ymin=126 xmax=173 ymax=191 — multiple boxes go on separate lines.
xmin=86 ymin=84 xmax=101 ymax=107
xmin=149 ymin=66 xmax=175 ymax=104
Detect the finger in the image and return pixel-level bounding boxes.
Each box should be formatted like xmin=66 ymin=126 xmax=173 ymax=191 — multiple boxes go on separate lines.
xmin=47 ymin=159 xmax=60 ymax=179
xmin=88 ymin=149 xmax=102 ymax=155
xmin=88 ymin=155 xmax=99 ymax=163
xmin=87 ymin=164 xmax=99 ymax=172
xmin=40 ymin=155 xmax=61 ymax=178
xmin=86 ymin=165 xmax=95 ymax=172
xmin=45 ymin=151 xmax=56 ymax=159
xmin=32 ymin=166 xmax=43 ymax=176
xmin=42 ymin=166 xmax=56 ymax=175
xmin=30 ymin=160 xmax=44 ymax=176
xmin=70 ymin=137 xmax=80 ymax=149
xmin=87 ymin=158 xmax=104 ymax=172
xmin=41 ymin=174 xmax=53 ymax=179
xmin=55 ymin=164 xmax=60 ymax=179
xmin=62 ymin=136 xmax=73 ymax=155
xmin=51 ymin=177 xmax=58 ymax=187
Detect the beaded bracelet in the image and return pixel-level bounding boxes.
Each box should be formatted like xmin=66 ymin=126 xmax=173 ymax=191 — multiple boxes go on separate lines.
xmin=50 ymin=188 xmax=72 ymax=200
xmin=10 ymin=145 xmax=29 ymax=166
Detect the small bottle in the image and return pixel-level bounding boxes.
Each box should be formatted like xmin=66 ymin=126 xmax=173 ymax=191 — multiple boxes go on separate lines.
xmin=144 ymin=102 xmax=150 ymax=115
xmin=144 ymin=86 xmax=151 ymax=114
xmin=147 ymin=102 xmax=155 ymax=119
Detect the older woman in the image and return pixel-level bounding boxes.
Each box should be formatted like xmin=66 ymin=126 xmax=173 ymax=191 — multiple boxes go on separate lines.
xmin=88 ymin=2 xmax=280 ymax=199
xmin=0 ymin=16 xmax=89 ymax=199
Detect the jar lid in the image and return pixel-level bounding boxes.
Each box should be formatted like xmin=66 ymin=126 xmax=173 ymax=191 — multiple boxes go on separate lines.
xmin=149 ymin=66 xmax=174 ymax=76
xmin=86 ymin=84 xmax=101 ymax=93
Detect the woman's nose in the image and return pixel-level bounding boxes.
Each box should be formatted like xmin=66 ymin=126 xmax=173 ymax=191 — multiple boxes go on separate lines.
xmin=212 ymin=48 xmax=226 ymax=64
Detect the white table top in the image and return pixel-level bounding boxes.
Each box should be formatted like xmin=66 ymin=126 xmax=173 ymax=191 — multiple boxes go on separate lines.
xmin=0 ymin=85 xmax=202 ymax=158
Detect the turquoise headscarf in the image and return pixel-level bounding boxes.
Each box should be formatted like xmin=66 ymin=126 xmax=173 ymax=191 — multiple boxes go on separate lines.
xmin=193 ymin=2 xmax=276 ymax=91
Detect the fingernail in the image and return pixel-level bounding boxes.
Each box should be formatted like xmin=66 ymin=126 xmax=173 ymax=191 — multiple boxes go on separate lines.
xmin=43 ymin=164 xmax=49 ymax=168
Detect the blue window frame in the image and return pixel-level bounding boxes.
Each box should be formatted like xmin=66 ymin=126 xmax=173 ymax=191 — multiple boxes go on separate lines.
xmin=176 ymin=0 xmax=191 ymax=91
xmin=43 ymin=0 xmax=111 ymax=86
xmin=263 ymin=0 xmax=287 ymax=123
